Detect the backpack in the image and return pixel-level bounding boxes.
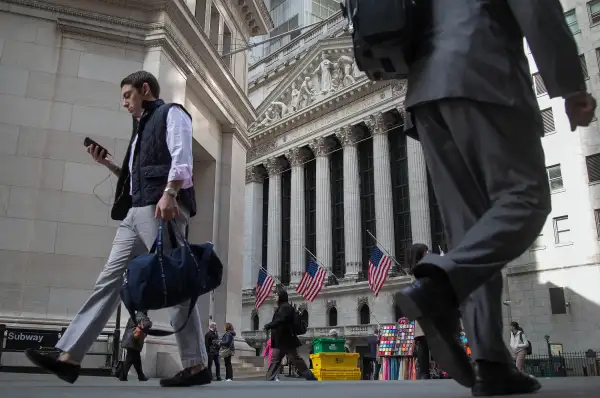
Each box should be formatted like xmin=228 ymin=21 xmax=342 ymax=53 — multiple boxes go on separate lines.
xmin=121 ymin=220 xmax=223 ymax=336
xmin=341 ymin=0 xmax=420 ymax=81
xmin=520 ymin=333 xmax=532 ymax=355
xmin=292 ymin=308 xmax=308 ymax=336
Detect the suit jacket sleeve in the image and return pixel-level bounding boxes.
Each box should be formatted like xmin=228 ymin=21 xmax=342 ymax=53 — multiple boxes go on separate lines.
xmin=265 ymin=307 xmax=289 ymax=330
xmin=507 ymin=0 xmax=586 ymax=98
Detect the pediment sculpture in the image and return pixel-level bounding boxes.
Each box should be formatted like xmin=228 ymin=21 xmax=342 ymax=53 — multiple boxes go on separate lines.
xmin=249 ymin=51 xmax=365 ymax=133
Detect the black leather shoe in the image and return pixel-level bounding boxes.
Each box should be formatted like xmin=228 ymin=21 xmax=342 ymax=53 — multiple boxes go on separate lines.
xmin=472 ymin=361 xmax=541 ymax=396
xmin=160 ymin=367 xmax=212 ymax=387
xmin=25 ymin=349 xmax=80 ymax=384
xmin=394 ymin=277 xmax=474 ymax=387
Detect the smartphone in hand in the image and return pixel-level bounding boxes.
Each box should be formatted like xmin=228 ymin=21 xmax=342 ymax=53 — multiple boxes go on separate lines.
xmin=84 ymin=137 xmax=111 ymax=159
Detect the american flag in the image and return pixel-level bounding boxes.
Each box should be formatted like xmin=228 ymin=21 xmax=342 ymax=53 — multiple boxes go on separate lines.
xmin=296 ymin=260 xmax=327 ymax=302
xmin=255 ymin=268 xmax=274 ymax=308
xmin=368 ymin=246 xmax=392 ymax=296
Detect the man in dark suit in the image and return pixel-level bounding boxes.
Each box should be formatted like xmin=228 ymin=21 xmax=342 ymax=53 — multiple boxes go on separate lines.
xmin=263 ymin=289 xmax=317 ymax=381
xmin=394 ymin=1 xmax=596 ymax=396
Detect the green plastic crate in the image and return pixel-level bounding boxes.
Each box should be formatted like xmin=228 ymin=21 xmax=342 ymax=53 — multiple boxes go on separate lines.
xmin=312 ymin=338 xmax=346 ymax=354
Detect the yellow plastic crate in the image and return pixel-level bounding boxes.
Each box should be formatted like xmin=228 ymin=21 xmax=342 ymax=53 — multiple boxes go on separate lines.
xmin=310 ymin=352 xmax=360 ymax=370
xmin=314 ymin=368 xmax=362 ymax=381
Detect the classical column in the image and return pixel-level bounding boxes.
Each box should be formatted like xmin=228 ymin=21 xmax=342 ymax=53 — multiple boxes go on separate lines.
xmin=264 ymin=157 xmax=286 ymax=282
xmin=365 ymin=113 xmax=396 ymax=258
xmin=309 ymin=137 xmax=336 ymax=273
xmin=335 ymin=125 xmax=363 ymax=279
xmin=285 ymin=147 xmax=312 ymax=285
xmin=400 ymin=105 xmax=432 ymax=247
xmin=243 ymin=166 xmax=265 ymax=290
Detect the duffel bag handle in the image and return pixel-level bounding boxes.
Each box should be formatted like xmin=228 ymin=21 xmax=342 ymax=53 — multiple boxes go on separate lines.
xmin=148 ymin=220 xmax=179 ymax=255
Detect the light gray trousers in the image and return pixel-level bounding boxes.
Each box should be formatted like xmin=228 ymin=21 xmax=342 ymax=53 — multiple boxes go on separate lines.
xmin=55 ymin=205 xmax=208 ymax=368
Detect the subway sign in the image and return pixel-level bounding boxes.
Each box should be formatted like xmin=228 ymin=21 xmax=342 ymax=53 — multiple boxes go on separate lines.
xmin=4 ymin=328 xmax=60 ymax=351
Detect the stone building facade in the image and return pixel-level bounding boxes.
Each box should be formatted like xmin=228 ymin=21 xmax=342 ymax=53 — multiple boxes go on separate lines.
xmin=242 ymin=5 xmax=600 ymax=360
xmin=241 ymin=15 xmax=441 ymax=360
xmin=0 ymin=0 xmax=271 ymax=377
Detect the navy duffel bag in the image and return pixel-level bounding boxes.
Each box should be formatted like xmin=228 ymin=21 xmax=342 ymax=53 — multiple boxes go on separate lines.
xmin=121 ymin=220 xmax=223 ymax=336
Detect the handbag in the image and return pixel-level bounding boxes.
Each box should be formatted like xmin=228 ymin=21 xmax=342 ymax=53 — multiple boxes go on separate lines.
xmin=121 ymin=220 xmax=223 ymax=336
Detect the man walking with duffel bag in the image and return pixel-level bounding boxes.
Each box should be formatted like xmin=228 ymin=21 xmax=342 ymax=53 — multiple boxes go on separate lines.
xmin=25 ymin=71 xmax=211 ymax=388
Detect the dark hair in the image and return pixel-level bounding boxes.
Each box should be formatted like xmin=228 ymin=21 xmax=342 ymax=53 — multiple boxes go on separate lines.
xmin=225 ymin=322 xmax=233 ymax=331
xmin=511 ymin=321 xmax=523 ymax=331
xmin=408 ymin=243 xmax=429 ymax=274
xmin=276 ymin=288 xmax=289 ymax=304
xmin=120 ymin=71 xmax=160 ymax=98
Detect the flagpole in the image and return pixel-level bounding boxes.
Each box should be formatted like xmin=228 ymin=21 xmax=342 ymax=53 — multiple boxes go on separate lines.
xmin=303 ymin=247 xmax=340 ymax=283
xmin=251 ymin=257 xmax=283 ymax=287
xmin=366 ymin=230 xmax=408 ymax=275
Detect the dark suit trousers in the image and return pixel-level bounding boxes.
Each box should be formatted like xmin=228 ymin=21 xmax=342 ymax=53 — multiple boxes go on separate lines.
xmin=266 ymin=348 xmax=309 ymax=380
xmin=207 ymin=353 xmax=220 ymax=379
xmin=412 ymin=99 xmax=550 ymax=363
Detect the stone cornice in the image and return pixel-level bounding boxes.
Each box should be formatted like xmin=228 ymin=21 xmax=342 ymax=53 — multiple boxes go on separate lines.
xmin=4 ymin=0 xmax=257 ymax=129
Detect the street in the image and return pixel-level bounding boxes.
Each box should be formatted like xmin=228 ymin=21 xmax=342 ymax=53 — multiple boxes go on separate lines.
xmin=0 ymin=373 xmax=599 ymax=397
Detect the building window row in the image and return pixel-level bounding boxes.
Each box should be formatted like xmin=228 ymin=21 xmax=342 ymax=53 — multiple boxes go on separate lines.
xmin=531 ymin=215 xmax=572 ymax=250
xmin=565 ymin=2 xmax=600 ymax=34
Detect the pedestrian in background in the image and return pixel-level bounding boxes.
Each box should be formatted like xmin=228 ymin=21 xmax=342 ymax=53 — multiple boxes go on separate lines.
xmin=119 ymin=311 xmax=151 ymax=382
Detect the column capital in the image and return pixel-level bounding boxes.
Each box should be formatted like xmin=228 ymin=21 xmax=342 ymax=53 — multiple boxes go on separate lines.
xmin=395 ymin=103 xmax=407 ymax=119
xmin=335 ymin=125 xmax=362 ymax=147
xmin=264 ymin=157 xmax=287 ymax=176
xmin=309 ymin=136 xmax=336 ymax=157
xmin=245 ymin=166 xmax=265 ymax=184
xmin=364 ymin=112 xmax=389 ymax=136
xmin=284 ymin=147 xmax=312 ymax=168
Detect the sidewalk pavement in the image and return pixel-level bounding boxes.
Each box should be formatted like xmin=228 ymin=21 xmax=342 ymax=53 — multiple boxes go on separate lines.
xmin=0 ymin=373 xmax=599 ymax=397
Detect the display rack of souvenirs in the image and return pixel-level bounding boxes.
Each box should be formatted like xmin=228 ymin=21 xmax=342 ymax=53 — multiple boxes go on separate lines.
xmin=377 ymin=318 xmax=417 ymax=381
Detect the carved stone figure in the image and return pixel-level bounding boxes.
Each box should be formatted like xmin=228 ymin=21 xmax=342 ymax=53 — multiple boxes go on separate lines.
xmin=312 ymin=52 xmax=333 ymax=93
xmin=289 ymin=81 xmax=300 ymax=112
xmin=338 ymin=55 xmax=356 ymax=87
xmin=271 ymin=101 xmax=289 ymax=118
xmin=299 ymin=76 xmax=314 ymax=109
xmin=254 ymin=106 xmax=277 ymax=130
xmin=331 ymin=62 xmax=343 ymax=92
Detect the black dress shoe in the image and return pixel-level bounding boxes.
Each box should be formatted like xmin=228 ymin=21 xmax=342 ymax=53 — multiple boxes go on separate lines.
xmin=25 ymin=348 xmax=80 ymax=384
xmin=472 ymin=361 xmax=541 ymax=396
xmin=395 ymin=277 xmax=475 ymax=387
xmin=160 ymin=367 xmax=212 ymax=387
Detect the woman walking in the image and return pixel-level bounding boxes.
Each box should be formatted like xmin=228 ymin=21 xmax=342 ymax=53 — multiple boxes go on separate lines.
xmin=263 ymin=334 xmax=280 ymax=381
xmin=119 ymin=311 xmax=152 ymax=381
xmin=220 ymin=322 xmax=236 ymax=381
xmin=510 ymin=322 xmax=529 ymax=372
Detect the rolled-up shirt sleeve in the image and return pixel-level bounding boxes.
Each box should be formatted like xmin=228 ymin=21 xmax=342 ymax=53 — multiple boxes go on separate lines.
xmin=166 ymin=106 xmax=194 ymax=189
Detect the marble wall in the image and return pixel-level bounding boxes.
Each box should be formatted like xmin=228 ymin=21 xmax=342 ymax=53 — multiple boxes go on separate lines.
xmin=0 ymin=7 xmax=248 ymax=374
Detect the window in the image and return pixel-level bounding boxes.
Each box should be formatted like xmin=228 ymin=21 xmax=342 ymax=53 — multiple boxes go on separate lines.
xmin=530 ymin=234 xmax=545 ymax=250
xmin=390 ymin=125 xmax=412 ymax=272
xmin=546 ymin=165 xmax=564 ymax=192
xmin=328 ymin=307 xmax=338 ymax=327
xmin=580 ymin=54 xmax=590 ymax=80
xmin=359 ymin=305 xmax=371 ymax=325
xmin=281 ymin=168 xmax=292 ymax=286
xmin=428 ymin=173 xmax=448 ymax=254
xmin=553 ymin=216 xmax=572 ymax=244
xmin=589 ymin=0 xmax=600 ymax=25
xmin=270 ymin=0 xmax=286 ymax=10
xmin=304 ymin=158 xmax=317 ymax=271
xmin=586 ymin=153 xmax=600 ymax=183
xmin=565 ymin=9 xmax=580 ymax=34
xmin=269 ymin=14 xmax=300 ymax=53
xmin=252 ymin=313 xmax=260 ymax=331
xmin=541 ymin=108 xmax=556 ymax=134
xmin=595 ymin=209 xmax=600 ymax=238
xmin=330 ymin=145 xmax=345 ymax=278
xmin=532 ymin=73 xmax=547 ymax=96
xmin=310 ymin=0 xmax=340 ymax=23
xmin=596 ymin=48 xmax=600 ymax=71
xmin=359 ymin=138 xmax=376 ymax=278
xmin=221 ymin=24 xmax=232 ymax=68
xmin=549 ymin=287 xmax=567 ymax=315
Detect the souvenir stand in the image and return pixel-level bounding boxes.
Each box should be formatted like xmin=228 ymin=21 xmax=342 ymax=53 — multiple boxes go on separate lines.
xmin=377 ymin=318 xmax=417 ymax=380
